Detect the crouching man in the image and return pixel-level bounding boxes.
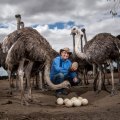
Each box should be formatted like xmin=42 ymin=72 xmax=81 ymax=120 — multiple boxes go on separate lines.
xmin=50 ymin=47 xmax=80 ymax=97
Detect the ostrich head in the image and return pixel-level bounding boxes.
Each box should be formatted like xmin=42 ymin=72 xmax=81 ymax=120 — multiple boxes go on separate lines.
xmin=81 ymin=28 xmax=87 ymax=44
xmin=81 ymin=28 xmax=85 ymax=33
xmin=15 ymin=14 xmax=21 ymax=30
xmin=15 ymin=14 xmax=21 ymax=23
xmin=71 ymin=28 xmax=80 ymax=36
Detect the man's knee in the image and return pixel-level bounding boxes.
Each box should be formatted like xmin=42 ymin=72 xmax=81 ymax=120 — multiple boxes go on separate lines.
xmin=57 ymin=73 xmax=64 ymax=79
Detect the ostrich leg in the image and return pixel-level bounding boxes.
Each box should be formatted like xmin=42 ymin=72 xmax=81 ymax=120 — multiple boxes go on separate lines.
xmin=38 ymin=71 xmax=43 ymax=90
xmin=35 ymin=71 xmax=44 ymax=90
xmin=110 ymin=62 xmax=117 ymax=95
xmin=102 ymin=68 xmax=110 ymax=93
xmin=83 ymin=68 xmax=89 ymax=85
xmin=93 ymin=71 xmax=99 ymax=91
xmin=116 ymin=60 xmax=120 ymax=85
xmin=96 ymin=66 xmax=102 ymax=94
xmin=15 ymin=73 xmax=19 ymax=90
xmin=85 ymin=68 xmax=89 ymax=85
xmin=7 ymin=70 xmax=12 ymax=95
xmin=83 ymin=69 xmax=86 ymax=85
xmin=93 ymin=64 xmax=97 ymax=78
xmin=24 ymin=61 xmax=34 ymax=101
xmin=104 ymin=64 xmax=111 ymax=85
xmin=18 ymin=58 xmax=28 ymax=105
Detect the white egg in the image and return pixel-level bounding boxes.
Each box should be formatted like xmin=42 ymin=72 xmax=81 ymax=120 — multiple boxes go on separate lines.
xmin=78 ymin=97 xmax=83 ymax=101
xmin=65 ymin=100 xmax=73 ymax=107
xmin=73 ymin=99 xmax=82 ymax=107
xmin=81 ymin=99 xmax=88 ymax=105
xmin=64 ymin=98 xmax=69 ymax=104
xmin=57 ymin=98 xmax=64 ymax=105
xmin=71 ymin=97 xmax=78 ymax=102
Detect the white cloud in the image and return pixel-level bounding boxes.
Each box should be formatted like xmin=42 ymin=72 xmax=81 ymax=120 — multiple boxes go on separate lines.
xmin=0 ymin=0 xmax=120 ymax=49
xmin=87 ymin=17 xmax=120 ymax=40
xmin=34 ymin=25 xmax=73 ymax=51
xmin=0 ymin=23 xmax=16 ymax=35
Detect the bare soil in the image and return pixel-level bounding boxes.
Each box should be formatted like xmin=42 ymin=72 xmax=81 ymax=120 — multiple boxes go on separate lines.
xmin=0 ymin=74 xmax=120 ymax=120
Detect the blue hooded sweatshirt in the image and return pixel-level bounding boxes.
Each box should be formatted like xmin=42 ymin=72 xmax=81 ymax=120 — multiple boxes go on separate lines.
xmin=50 ymin=56 xmax=77 ymax=80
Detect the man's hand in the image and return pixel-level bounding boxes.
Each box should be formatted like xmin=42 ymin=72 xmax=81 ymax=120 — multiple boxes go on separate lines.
xmin=73 ymin=77 xmax=78 ymax=83
xmin=70 ymin=66 xmax=77 ymax=71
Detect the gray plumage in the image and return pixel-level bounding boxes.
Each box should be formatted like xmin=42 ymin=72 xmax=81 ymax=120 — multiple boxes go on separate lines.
xmin=84 ymin=33 xmax=120 ymax=64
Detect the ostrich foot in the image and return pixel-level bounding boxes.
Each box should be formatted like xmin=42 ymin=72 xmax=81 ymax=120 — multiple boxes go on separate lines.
xmin=40 ymin=88 xmax=48 ymax=92
xmin=27 ymin=98 xmax=33 ymax=103
xmin=26 ymin=93 xmax=33 ymax=103
xmin=85 ymin=82 xmax=89 ymax=85
xmin=111 ymin=89 xmax=117 ymax=96
xmin=15 ymin=86 xmax=19 ymax=91
xmin=21 ymin=99 xmax=30 ymax=106
xmin=93 ymin=85 xmax=97 ymax=91
xmin=86 ymin=83 xmax=90 ymax=85
xmin=102 ymin=85 xmax=111 ymax=93
xmin=95 ymin=90 xmax=101 ymax=95
xmin=7 ymin=91 xmax=13 ymax=96
xmin=104 ymin=89 xmax=111 ymax=93
xmin=118 ymin=82 xmax=120 ymax=86
xmin=10 ymin=83 xmax=15 ymax=88
xmin=26 ymin=96 xmax=33 ymax=103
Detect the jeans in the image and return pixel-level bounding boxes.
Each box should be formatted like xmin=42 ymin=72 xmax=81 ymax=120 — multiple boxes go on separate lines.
xmin=51 ymin=73 xmax=80 ymax=93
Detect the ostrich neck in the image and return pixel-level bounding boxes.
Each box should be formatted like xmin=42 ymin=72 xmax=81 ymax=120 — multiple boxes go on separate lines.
xmin=75 ymin=34 xmax=87 ymax=60
xmin=83 ymin=32 xmax=87 ymax=44
xmin=80 ymin=36 xmax=83 ymax=52
xmin=72 ymin=35 xmax=76 ymax=58
xmin=17 ymin=22 xmax=20 ymax=30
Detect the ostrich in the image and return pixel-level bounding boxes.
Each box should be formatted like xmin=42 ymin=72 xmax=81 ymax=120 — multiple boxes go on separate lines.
xmin=71 ymin=28 xmax=120 ymax=95
xmin=2 ymin=28 xmax=59 ymax=91
xmin=2 ymin=15 xmax=45 ymax=91
xmin=116 ymin=35 xmax=120 ymax=84
xmin=5 ymin=27 xmax=70 ymax=105
xmin=71 ymin=28 xmax=92 ymax=85
xmin=2 ymin=14 xmax=49 ymax=91
xmin=80 ymin=28 xmax=110 ymax=90
xmin=1 ymin=14 xmax=26 ymax=91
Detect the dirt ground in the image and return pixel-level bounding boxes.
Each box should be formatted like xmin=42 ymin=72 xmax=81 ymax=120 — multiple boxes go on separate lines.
xmin=0 ymin=74 xmax=120 ymax=120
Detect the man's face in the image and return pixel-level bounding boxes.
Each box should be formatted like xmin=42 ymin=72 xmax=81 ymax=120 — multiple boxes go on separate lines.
xmin=61 ymin=51 xmax=70 ymax=60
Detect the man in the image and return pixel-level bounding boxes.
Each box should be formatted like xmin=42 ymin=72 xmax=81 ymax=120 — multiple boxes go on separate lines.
xmin=50 ymin=47 xmax=80 ymax=96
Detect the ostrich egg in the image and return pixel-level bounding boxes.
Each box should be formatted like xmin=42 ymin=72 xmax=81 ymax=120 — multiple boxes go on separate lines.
xmin=73 ymin=99 xmax=82 ymax=107
xmin=64 ymin=98 xmax=69 ymax=104
xmin=65 ymin=100 xmax=73 ymax=107
xmin=57 ymin=98 xmax=64 ymax=105
xmin=78 ymin=97 xmax=83 ymax=101
xmin=71 ymin=97 xmax=78 ymax=102
xmin=71 ymin=62 xmax=78 ymax=69
xmin=81 ymin=99 xmax=88 ymax=105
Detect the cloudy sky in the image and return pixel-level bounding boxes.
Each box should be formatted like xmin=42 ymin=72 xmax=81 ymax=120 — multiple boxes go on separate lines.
xmin=0 ymin=0 xmax=120 ymax=51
